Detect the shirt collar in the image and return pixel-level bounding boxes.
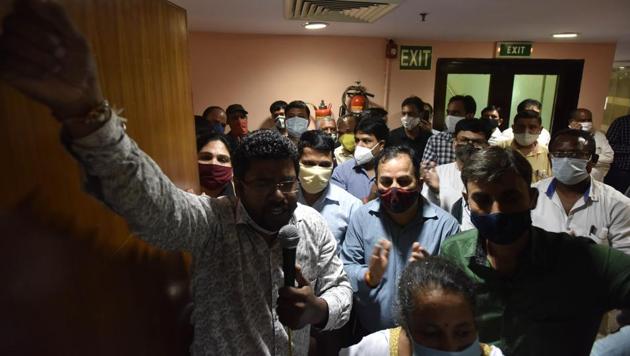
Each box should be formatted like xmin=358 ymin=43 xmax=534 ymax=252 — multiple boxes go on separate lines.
xmin=297 ymin=184 xmax=340 ymax=208
xmin=545 ymin=178 xmax=593 ymax=201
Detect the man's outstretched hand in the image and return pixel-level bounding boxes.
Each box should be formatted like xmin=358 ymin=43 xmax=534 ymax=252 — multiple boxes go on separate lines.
xmin=0 ymin=0 xmax=102 ymax=120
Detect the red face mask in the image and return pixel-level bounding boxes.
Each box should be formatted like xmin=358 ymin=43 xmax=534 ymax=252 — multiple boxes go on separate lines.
xmin=378 ymin=187 xmax=419 ymax=214
xmin=198 ymin=163 xmax=233 ymax=191
xmin=229 ymin=117 xmax=248 ymax=136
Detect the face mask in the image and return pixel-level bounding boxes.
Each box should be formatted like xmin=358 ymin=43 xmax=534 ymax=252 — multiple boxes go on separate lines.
xmin=229 ymin=117 xmax=248 ymax=136
xmin=286 ymin=116 xmax=309 ymax=138
xmin=198 ymin=163 xmax=233 ymax=191
xmin=340 ymin=133 xmax=356 ymax=152
xmin=454 ymin=143 xmax=481 ymax=164
xmin=275 ymin=115 xmax=286 ymax=130
xmin=578 ymin=122 xmax=593 ymax=132
xmin=470 ymin=210 xmax=532 ymax=245
xmin=401 ymin=115 xmax=421 ymax=130
xmin=411 ymin=337 xmax=482 ymax=356
xmin=299 ymin=163 xmax=333 ymax=194
xmin=445 ymin=115 xmax=465 ymax=133
xmin=378 ymin=187 xmax=419 ymax=214
xmin=354 ymin=143 xmax=378 ymax=166
xmin=551 ymin=157 xmax=590 ymax=185
xmin=329 ymin=133 xmax=338 ymax=142
xmin=211 ymin=122 xmax=225 ymax=135
xmin=513 ymin=132 xmax=539 ymax=146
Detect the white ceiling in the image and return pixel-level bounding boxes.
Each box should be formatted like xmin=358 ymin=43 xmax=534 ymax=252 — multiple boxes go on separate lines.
xmin=170 ymin=0 xmax=630 ymax=63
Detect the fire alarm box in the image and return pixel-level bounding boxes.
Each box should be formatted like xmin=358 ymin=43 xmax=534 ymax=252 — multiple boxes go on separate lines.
xmin=386 ymin=39 xmax=398 ymax=59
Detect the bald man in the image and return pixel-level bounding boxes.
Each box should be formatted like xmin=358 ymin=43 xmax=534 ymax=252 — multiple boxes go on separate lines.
xmin=569 ymin=108 xmax=614 ymax=182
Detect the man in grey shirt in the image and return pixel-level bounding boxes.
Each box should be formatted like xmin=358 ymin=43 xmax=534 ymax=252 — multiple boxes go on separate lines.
xmin=0 ymin=1 xmax=352 ymax=355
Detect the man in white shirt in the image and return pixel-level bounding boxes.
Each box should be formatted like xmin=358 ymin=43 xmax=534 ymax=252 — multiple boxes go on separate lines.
xmin=421 ymin=119 xmax=493 ymax=230
xmin=500 ymin=99 xmax=551 ymax=147
xmin=568 ymin=108 xmax=614 ymax=182
xmin=532 ymin=129 xmax=630 ymax=254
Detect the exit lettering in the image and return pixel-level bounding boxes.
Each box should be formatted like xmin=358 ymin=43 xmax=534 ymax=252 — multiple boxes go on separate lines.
xmin=400 ymin=46 xmax=432 ymax=70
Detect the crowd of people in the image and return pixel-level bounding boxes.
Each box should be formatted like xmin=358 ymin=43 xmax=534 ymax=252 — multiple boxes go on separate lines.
xmin=1 ymin=1 xmax=630 ymax=355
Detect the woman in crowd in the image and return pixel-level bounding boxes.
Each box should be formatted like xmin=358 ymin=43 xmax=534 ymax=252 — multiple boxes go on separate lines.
xmin=341 ymin=256 xmax=503 ymax=356
xmin=196 ymin=132 xmax=235 ymax=198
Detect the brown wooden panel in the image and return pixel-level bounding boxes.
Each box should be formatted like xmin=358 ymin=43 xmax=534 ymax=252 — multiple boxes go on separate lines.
xmin=0 ymin=0 xmax=197 ymax=354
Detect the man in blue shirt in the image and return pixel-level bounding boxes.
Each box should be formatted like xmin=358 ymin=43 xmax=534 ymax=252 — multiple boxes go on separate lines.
xmin=341 ymin=145 xmax=461 ymax=334
xmin=297 ymin=130 xmax=362 ymax=250
xmin=331 ymin=114 xmax=389 ymax=202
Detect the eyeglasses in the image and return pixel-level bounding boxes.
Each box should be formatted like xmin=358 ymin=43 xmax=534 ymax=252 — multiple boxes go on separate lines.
xmin=550 ymin=151 xmax=591 ymax=160
xmin=241 ymin=178 xmax=299 ymax=196
xmin=455 ymin=138 xmax=488 ymax=147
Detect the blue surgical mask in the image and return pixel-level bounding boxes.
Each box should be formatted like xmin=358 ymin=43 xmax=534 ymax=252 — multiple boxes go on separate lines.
xmin=286 ymin=116 xmax=309 ymax=138
xmin=551 ymin=157 xmax=590 ymax=185
xmin=211 ymin=122 xmax=225 ymax=134
xmin=470 ymin=210 xmax=531 ymax=245
xmin=412 ymin=337 xmax=482 ymax=356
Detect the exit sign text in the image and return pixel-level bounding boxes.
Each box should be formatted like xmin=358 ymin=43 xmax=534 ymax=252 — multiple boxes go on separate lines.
xmin=400 ymin=46 xmax=432 ymax=70
xmin=497 ymin=42 xmax=533 ymax=57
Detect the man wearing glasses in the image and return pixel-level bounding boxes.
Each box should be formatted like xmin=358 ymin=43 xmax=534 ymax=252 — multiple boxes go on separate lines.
xmin=0 ymin=2 xmax=351 ymax=355
xmin=531 ymin=129 xmax=630 ymax=254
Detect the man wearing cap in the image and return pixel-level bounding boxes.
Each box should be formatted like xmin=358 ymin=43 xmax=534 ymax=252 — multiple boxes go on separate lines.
xmin=225 ymin=104 xmax=250 ymax=153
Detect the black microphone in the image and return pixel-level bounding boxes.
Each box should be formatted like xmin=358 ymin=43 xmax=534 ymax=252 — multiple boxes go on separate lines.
xmin=278 ymin=225 xmax=301 ymax=287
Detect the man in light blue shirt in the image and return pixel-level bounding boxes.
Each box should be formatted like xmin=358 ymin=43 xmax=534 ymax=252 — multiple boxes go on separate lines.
xmin=341 ymin=145 xmax=460 ymax=334
xmin=298 ymin=131 xmax=362 ymax=250
xmin=332 ymin=114 xmax=389 ymax=202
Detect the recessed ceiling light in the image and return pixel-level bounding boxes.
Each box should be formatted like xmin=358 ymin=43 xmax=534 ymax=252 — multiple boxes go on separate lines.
xmin=303 ymin=21 xmax=328 ymax=30
xmin=620 ymin=66 xmax=626 ymax=70
xmin=552 ymin=32 xmax=579 ymax=39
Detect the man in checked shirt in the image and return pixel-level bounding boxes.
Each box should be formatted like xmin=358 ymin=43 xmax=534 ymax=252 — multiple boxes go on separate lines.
xmin=0 ymin=1 xmax=352 ymax=355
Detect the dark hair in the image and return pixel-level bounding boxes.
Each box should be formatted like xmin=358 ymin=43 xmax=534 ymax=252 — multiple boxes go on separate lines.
xmin=376 ymin=145 xmax=420 ymax=180
xmin=448 ymin=95 xmax=477 ymax=116
xmin=270 ymin=100 xmax=288 ymax=114
xmin=550 ymin=128 xmax=597 ymax=159
xmin=513 ymin=109 xmax=542 ymax=126
xmin=517 ymin=99 xmax=542 ymax=112
xmin=202 ymin=106 xmax=223 ymax=120
xmin=364 ymin=107 xmax=389 ymax=118
xmin=481 ymin=105 xmax=501 ymax=116
xmin=285 ymin=100 xmax=311 ymax=118
xmin=196 ymin=132 xmax=231 ymax=153
xmin=298 ymin=130 xmax=334 ymax=157
xmin=397 ymin=256 xmax=476 ymax=332
xmin=232 ymin=130 xmax=299 ymax=180
xmin=461 ymin=146 xmax=533 ymax=187
xmin=569 ymin=108 xmax=593 ymax=121
xmin=355 ymin=116 xmax=390 ymax=142
xmin=401 ymin=96 xmax=425 ymax=113
xmin=454 ymin=118 xmax=494 ymax=141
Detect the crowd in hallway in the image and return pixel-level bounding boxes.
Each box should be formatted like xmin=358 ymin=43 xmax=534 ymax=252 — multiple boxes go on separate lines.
xmin=1 ymin=1 xmax=630 ymax=355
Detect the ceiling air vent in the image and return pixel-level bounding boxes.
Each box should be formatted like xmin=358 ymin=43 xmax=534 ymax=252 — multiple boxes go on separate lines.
xmin=284 ymin=0 xmax=401 ymax=23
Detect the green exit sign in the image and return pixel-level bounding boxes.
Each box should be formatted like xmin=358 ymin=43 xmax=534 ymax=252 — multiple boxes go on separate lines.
xmin=497 ymin=42 xmax=533 ymax=57
xmin=400 ymin=46 xmax=432 ymax=70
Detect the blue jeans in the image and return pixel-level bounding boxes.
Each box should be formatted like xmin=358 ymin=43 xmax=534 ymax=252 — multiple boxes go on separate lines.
xmin=591 ymin=326 xmax=630 ymax=356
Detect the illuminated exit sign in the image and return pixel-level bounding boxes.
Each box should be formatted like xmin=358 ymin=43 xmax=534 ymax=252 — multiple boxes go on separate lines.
xmin=400 ymin=46 xmax=432 ymax=70
xmin=496 ymin=42 xmax=533 ymax=57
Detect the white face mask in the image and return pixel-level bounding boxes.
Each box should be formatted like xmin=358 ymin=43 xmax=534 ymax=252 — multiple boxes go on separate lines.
xmin=445 ymin=115 xmax=465 ymax=133
xmin=579 ymin=122 xmax=593 ymax=132
xmin=551 ymin=157 xmax=590 ymax=185
xmin=354 ymin=143 xmax=378 ymax=166
xmin=514 ymin=131 xmax=539 ymax=146
xmin=299 ymin=163 xmax=333 ymax=194
xmin=401 ymin=115 xmax=421 ymax=130
xmin=411 ymin=336 xmax=482 ymax=356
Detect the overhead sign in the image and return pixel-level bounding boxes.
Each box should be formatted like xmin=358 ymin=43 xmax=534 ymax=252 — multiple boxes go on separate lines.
xmin=400 ymin=46 xmax=432 ymax=70
xmin=496 ymin=42 xmax=533 ymax=58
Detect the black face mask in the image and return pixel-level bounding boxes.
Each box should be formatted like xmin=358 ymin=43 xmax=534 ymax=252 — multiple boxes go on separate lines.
xmin=470 ymin=210 xmax=532 ymax=245
xmin=455 ymin=143 xmax=481 ymax=164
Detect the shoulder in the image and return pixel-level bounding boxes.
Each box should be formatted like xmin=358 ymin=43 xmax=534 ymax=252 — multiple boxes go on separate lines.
xmin=389 ymin=127 xmax=405 ymax=137
xmin=295 ymin=203 xmax=329 ymax=230
xmin=339 ymin=329 xmax=390 ymax=356
xmin=594 ymin=180 xmax=630 ymax=205
xmin=350 ymin=199 xmax=379 ymax=221
xmin=329 ymin=184 xmax=362 ymax=206
xmin=441 ymin=229 xmax=478 ymax=254
xmin=426 ymin=199 xmax=459 ymax=225
xmin=533 ymin=176 xmax=554 ymax=190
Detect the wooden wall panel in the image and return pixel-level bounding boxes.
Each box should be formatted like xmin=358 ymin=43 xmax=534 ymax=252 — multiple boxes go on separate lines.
xmin=0 ymin=0 xmax=197 ymax=354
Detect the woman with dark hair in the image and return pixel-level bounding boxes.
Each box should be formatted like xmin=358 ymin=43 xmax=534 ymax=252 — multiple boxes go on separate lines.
xmin=196 ymin=132 xmax=234 ymax=198
xmin=341 ymin=257 xmax=503 ymax=356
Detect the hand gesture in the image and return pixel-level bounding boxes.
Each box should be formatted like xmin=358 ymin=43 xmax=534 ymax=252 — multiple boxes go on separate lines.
xmin=408 ymin=242 xmax=430 ymax=262
xmin=0 ymin=0 xmax=103 ymax=119
xmin=366 ymin=239 xmax=391 ymax=287
xmin=419 ymin=118 xmax=432 ymax=133
xmin=277 ymin=266 xmax=328 ymax=330
xmin=568 ymin=121 xmax=582 ymax=130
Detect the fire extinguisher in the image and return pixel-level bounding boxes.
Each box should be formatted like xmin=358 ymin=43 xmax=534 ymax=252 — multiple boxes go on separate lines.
xmin=339 ymin=81 xmax=374 ymax=117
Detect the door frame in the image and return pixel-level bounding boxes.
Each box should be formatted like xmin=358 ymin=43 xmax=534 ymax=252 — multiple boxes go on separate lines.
xmin=434 ymin=58 xmax=584 ymax=134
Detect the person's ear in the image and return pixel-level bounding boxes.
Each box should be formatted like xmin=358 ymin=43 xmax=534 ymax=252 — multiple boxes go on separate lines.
xmin=528 ymin=187 xmax=539 ymax=210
